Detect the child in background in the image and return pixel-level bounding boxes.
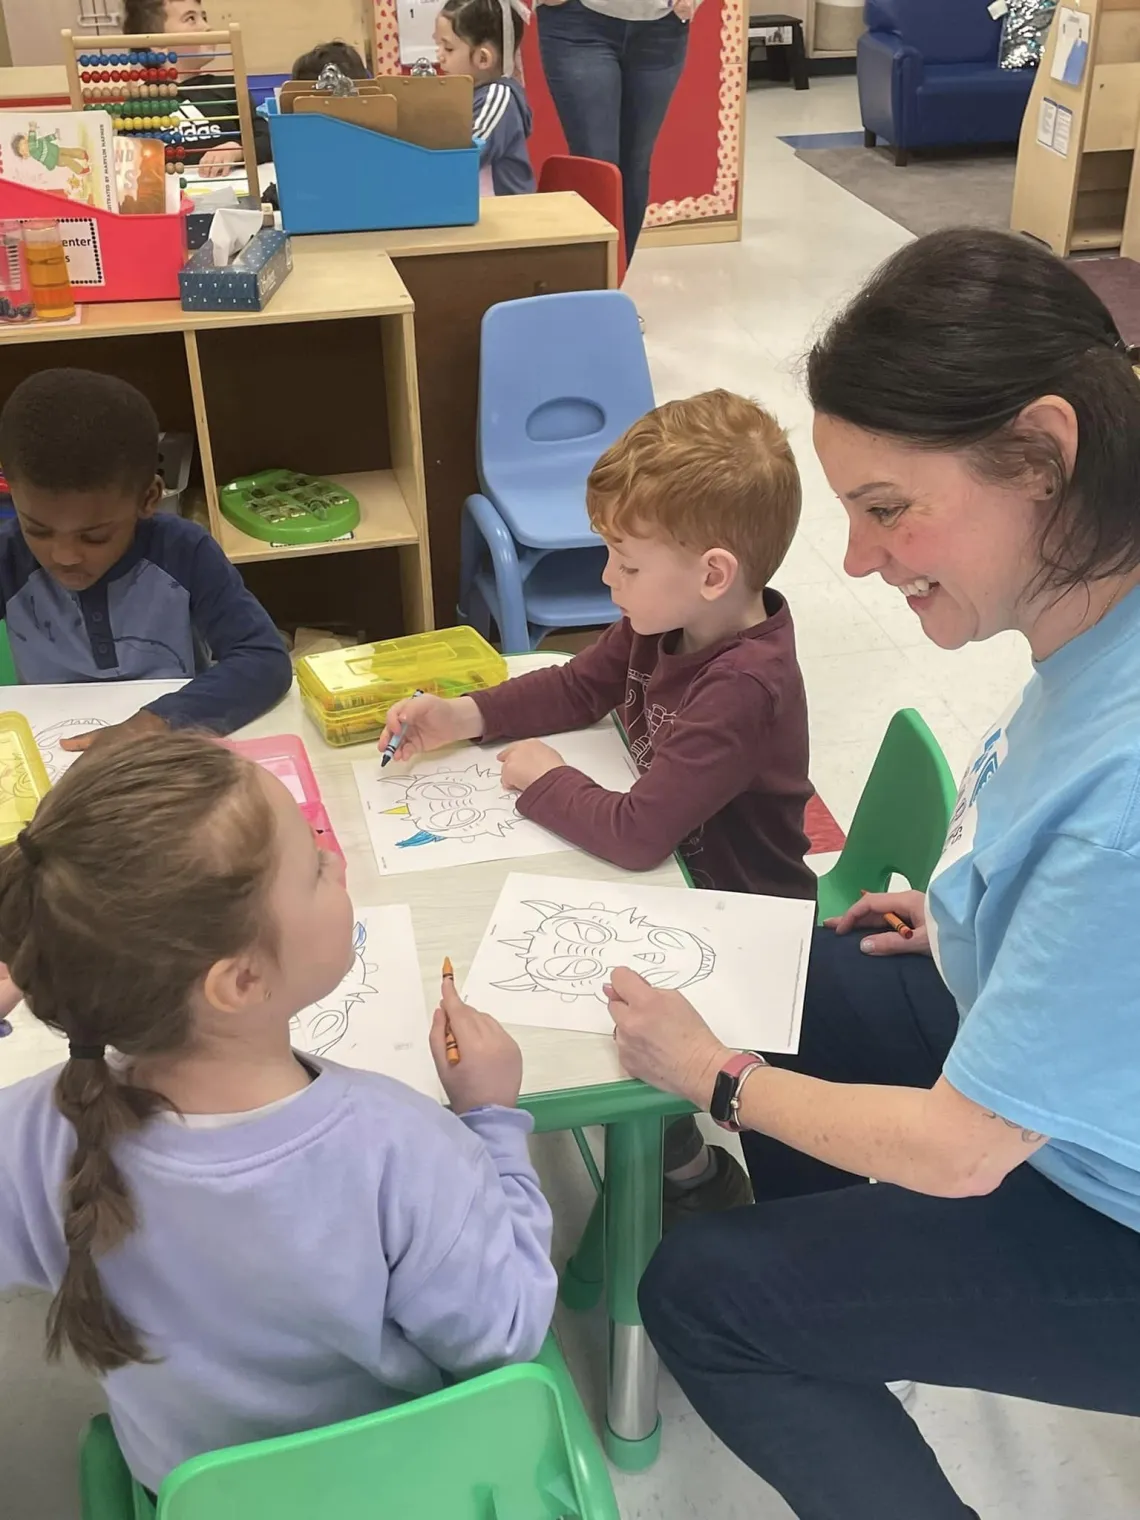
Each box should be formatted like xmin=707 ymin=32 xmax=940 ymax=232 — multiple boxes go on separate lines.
xmin=292 ymin=40 xmax=371 ymax=81
xmin=435 ymin=0 xmax=536 ymax=196
xmin=122 ymin=0 xmax=271 ymax=177
xmin=0 ymin=369 xmax=292 ymax=753
xmin=0 ymin=734 xmax=555 ymax=1495
xmin=380 ymin=389 xmax=815 ymax=1220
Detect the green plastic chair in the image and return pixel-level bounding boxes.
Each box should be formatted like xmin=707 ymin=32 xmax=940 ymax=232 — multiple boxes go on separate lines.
xmin=815 ymin=708 xmax=958 ymax=924
xmin=0 ymin=622 xmax=17 ymax=687
xmin=79 ymin=1334 xmax=619 ymax=1520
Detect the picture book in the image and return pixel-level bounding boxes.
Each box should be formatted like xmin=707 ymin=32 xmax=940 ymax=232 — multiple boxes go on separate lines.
xmin=0 ymin=111 xmax=118 ymax=212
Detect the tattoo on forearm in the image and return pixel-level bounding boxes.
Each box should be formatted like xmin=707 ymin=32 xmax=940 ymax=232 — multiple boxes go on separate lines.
xmin=983 ymin=1111 xmax=1046 ymax=1144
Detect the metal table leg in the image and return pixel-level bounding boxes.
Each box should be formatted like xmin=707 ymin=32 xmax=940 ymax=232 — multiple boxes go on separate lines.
xmin=602 ymin=1111 xmax=663 ymax=1470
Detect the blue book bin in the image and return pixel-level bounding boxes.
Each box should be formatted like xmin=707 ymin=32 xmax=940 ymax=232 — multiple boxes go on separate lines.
xmin=269 ymin=113 xmax=480 ymax=235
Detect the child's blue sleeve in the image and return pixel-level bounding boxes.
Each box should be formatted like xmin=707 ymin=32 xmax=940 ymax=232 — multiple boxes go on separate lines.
xmin=474 ymin=82 xmax=514 ymax=169
xmin=144 ymin=529 xmax=292 ymax=734
xmin=383 ymin=1105 xmax=557 ymax=1374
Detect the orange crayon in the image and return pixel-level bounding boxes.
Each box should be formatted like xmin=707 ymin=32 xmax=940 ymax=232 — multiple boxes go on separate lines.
xmin=860 ymin=888 xmax=914 ymax=940
xmin=441 ymin=956 xmax=461 ymax=1065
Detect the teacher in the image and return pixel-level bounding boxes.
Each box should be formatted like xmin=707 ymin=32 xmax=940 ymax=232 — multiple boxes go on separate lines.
xmin=607 ymin=228 xmax=1140 ymax=1519
xmin=535 ymin=0 xmax=696 ymax=262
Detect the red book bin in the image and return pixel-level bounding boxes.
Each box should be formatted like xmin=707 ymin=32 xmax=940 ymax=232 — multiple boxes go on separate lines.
xmin=0 ymin=178 xmax=189 ymax=304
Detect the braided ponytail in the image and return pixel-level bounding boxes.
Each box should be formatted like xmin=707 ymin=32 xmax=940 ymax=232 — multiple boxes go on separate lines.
xmin=0 ymin=733 xmax=276 ymax=1375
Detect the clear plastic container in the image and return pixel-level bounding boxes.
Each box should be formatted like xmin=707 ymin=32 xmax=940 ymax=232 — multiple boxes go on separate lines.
xmin=296 ymin=626 xmax=507 ymax=748
xmin=225 ymin=733 xmax=344 ymax=858
xmin=0 ymin=712 xmax=52 ymax=844
xmin=23 ymin=220 xmax=76 ymax=322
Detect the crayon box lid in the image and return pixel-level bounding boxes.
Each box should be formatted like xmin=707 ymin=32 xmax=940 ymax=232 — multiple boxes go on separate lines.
xmin=296 ymin=626 xmax=507 ymax=718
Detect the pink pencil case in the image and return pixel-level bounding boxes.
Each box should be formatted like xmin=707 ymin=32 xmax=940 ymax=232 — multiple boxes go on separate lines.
xmin=226 ymin=734 xmax=344 ymax=861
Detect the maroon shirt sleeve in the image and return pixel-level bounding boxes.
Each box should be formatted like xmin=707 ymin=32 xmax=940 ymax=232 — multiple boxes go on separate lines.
xmin=514 ymin=665 xmax=773 ymax=871
xmin=472 ymin=620 xmax=633 ymax=741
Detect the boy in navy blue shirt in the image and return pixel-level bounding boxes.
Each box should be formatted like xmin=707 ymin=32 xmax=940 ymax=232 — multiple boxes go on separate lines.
xmin=435 ymin=0 xmax=535 ymax=196
xmin=0 ymin=369 xmax=292 ymax=753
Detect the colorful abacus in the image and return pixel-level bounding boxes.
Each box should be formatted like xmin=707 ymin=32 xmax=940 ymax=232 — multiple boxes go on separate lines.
xmin=63 ymin=25 xmax=258 ymax=192
xmin=78 ymin=49 xmax=186 ymax=174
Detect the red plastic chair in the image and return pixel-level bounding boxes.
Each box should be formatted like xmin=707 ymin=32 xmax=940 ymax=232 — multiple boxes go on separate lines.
xmin=538 ymin=155 xmax=627 ymax=284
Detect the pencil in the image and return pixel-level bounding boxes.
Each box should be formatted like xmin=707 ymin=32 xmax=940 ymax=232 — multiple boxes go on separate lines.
xmin=860 ymin=888 xmax=914 ymax=940
xmin=441 ymin=956 xmax=460 ymax=1065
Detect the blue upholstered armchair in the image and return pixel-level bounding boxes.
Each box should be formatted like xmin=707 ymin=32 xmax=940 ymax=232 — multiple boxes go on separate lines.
xmin=858 ymin=0 xmax=1036 ymax=165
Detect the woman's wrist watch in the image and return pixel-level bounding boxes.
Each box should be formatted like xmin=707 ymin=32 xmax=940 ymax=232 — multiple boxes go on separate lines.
xmin=709 ymin=1051 xmax=767 ymax=1133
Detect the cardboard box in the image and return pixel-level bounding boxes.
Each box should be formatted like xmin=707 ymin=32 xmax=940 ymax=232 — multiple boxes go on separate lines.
xmin=179 ymin=227 xmax=291 ymax=312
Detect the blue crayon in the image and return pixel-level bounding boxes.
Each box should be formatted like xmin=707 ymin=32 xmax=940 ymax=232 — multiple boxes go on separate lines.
xmin=0 ymin=1018 xmax=11 ymax=1037
xmin=380 ymin=689 xmax=425 ymax=768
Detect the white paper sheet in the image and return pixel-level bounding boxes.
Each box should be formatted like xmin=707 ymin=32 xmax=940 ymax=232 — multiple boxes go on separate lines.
xmin=292 ymin=905 xmax=441 ymax=1102
xmin=354 ymin=725 xmax=640 ymax=875
xmin=0 ymin=680 xmax=185 ymax=782
xmin=0 ymin=905 xmax=441 ymax=1105
xmin=397 ymin=0 xmax=447 ymax=66
xmin=463 ymin=873 xmax=814 ymax=1054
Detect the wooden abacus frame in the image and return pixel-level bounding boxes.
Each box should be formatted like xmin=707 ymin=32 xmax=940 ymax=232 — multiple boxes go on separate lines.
xmin=60 ymin=24 xmax=260 ymax=202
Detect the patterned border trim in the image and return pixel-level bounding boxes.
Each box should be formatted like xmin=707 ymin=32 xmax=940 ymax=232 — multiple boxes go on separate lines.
xmin=371 ymin=0 xmax=742 ymax=225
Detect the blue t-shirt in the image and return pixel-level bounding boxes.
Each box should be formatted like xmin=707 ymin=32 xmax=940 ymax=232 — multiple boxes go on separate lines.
xmin=930 ymin=588 xmax=1140 ymax=1232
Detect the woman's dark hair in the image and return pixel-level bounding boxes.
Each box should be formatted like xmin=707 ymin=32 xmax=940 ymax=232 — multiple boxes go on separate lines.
xmin=807 ymin=227 xmax=1140 ymax=595
xmin=292 ymin=41 xmax=370 ymax=81
xmin=0 ymin=733 xmax=277 ymax=1374
xmin=441 ymin=0 xmax=524 ymax=60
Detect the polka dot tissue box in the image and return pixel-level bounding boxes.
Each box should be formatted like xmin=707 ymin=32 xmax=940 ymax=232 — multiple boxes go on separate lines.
xmin=178 ymin=229 xmax=292 ymax=313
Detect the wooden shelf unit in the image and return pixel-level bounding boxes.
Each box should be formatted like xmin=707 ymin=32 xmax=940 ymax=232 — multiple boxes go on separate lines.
xmin=0 ymin=243 xmax=433 ymax=637
xmin=1011 ymin=0 xmax=1140 ymax=258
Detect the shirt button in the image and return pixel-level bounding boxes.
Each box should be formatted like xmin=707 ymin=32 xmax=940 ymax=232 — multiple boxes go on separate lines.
xmin=92 ymin=612 xmax=103 ymax=623
xmin=96 ymin=642 xmax=110 ymax=656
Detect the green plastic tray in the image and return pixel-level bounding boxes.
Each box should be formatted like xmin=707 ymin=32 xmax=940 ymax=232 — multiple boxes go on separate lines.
xmin=219 ymin=469 xmax=360 ymax=546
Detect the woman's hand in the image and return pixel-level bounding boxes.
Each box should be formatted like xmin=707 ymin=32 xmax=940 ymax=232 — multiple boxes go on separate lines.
xmin=825 ymin=889 xmax=932 ymax=957
xmin=377 ymin=693 xmax=483 ymax=761
xmin=430 ymin=978 xmax=524 ymax=1113
xmin=198 ymin=143 xmax=243 ymax=178
xmin=605 ymin=967 xmax=730 ymax=1106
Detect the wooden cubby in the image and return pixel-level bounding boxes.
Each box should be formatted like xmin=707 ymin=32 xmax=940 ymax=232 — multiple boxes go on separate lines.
xmin=0 ymin=237 xmax=433 ymax=639
xmin=1011 ymin=0 xmax=1140 ymax=257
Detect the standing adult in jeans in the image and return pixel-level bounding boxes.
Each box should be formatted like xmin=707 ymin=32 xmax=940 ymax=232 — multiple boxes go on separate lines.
xmin=603 ymin=228 xmax=1140 ymax=1519
xmin=536 ymin=0 xmax=695 ymax=261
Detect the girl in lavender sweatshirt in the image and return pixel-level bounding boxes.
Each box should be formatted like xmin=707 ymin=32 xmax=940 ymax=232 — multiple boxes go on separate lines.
xmin=0 ymin=733 xmax=556 ymax=1496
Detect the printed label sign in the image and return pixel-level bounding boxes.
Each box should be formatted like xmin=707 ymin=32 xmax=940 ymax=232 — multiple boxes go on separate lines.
xmin=57 ymin=218 xmax=105 ymax=287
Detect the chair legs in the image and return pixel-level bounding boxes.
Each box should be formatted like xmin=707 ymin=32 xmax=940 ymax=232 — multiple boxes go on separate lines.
xmin=459 ymin=494 xmax=532 ymax=654
xmin=864 ymin=127 xmax=876 ymax=147
xmin=894 ymin=145 xmax=909 ymax=166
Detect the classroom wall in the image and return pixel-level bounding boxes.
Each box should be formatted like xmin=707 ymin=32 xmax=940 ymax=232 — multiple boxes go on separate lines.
xmin=3 ymin=0 xmax=79 ymax=66
xmin=211 ymin=0 xmax=373 ymax=75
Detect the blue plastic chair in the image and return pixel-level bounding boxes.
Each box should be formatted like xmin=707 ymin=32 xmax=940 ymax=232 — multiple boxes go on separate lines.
xmin=459 ymin=290 xmax=655 ymax=652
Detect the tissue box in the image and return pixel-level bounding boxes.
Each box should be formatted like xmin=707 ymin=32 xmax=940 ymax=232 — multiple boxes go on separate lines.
xmin=179 ymin=229 xmax=292 ymax=313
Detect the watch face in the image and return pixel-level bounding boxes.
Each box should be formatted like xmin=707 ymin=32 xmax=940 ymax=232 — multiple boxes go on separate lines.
xmin=710 ymin=1068 xmax=735 ymax=1124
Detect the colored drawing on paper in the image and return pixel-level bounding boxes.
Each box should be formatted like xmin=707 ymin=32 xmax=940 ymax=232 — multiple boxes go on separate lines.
xmin=491 ymin=897 xmax=715 ymax=1004
xmin=291 ymin=919 xmax=378 ymax=1056
xmin=381 ymin=764 xmax=521 ymax=850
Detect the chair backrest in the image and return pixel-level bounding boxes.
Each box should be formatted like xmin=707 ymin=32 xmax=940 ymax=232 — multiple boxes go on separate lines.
xmin=819 ymin=708 xmax=958 ymax=913
xmin=538 ymin=155 xmax=627 ymax=284
xmin=477 ymin=289 xmax=654 ymax=514
xmin=150 ymin=1364 xmax=593 ymax=1520
xmin=864 ymin=0 xmax=1001 ymax=65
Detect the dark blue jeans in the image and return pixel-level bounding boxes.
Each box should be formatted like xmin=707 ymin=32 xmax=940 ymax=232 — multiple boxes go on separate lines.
xmin=639 ymin=928 xmax=1140 ymax=1520
xmin=537 ymin=0 xmax=688 ymax=259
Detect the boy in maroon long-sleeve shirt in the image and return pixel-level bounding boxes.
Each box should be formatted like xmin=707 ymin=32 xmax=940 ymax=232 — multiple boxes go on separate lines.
xmin=379 ymin=390 xmax=814 ymax=1220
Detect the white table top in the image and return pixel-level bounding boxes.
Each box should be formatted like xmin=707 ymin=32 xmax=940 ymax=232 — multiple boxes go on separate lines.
xmin=0 ymin=654 xmax=685 ymax=1100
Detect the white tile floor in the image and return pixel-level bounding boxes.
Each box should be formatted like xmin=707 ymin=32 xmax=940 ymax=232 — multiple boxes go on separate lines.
xmin=2 ymin=75 xmax=1137 ymax=1520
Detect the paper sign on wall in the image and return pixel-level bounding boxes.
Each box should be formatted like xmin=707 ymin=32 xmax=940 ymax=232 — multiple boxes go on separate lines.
xmin=1052 ymin=7 xmax=1091 ymax=86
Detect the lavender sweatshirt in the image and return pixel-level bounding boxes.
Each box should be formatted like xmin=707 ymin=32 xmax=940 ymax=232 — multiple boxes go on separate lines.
xmin=0 ymin=1058 xmax=556 ymax=1493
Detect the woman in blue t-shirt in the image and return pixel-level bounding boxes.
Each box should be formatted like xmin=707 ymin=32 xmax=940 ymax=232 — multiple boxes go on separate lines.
xmin=605 ymin=228 xmax=1140 ymax=1519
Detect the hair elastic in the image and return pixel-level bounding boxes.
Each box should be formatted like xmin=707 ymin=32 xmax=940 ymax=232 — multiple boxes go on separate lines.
xmin=68 ymin=1043 xmax=106 ymax=1061
xmin=16 ymin=829 xmax=41 ymax=866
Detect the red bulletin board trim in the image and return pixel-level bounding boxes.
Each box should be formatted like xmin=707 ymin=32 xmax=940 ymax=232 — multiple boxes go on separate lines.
xmin=374 ymin=0 xmax=744 ymax=228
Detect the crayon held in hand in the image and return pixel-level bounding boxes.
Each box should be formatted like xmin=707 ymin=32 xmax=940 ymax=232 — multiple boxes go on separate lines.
xmin=442 ymin=956 xmax=461 ymax=1065
xmin=380 ymin=689 xmax=424 ymax=768
xmin=860 ymin=889 xmax=915 ymax=940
